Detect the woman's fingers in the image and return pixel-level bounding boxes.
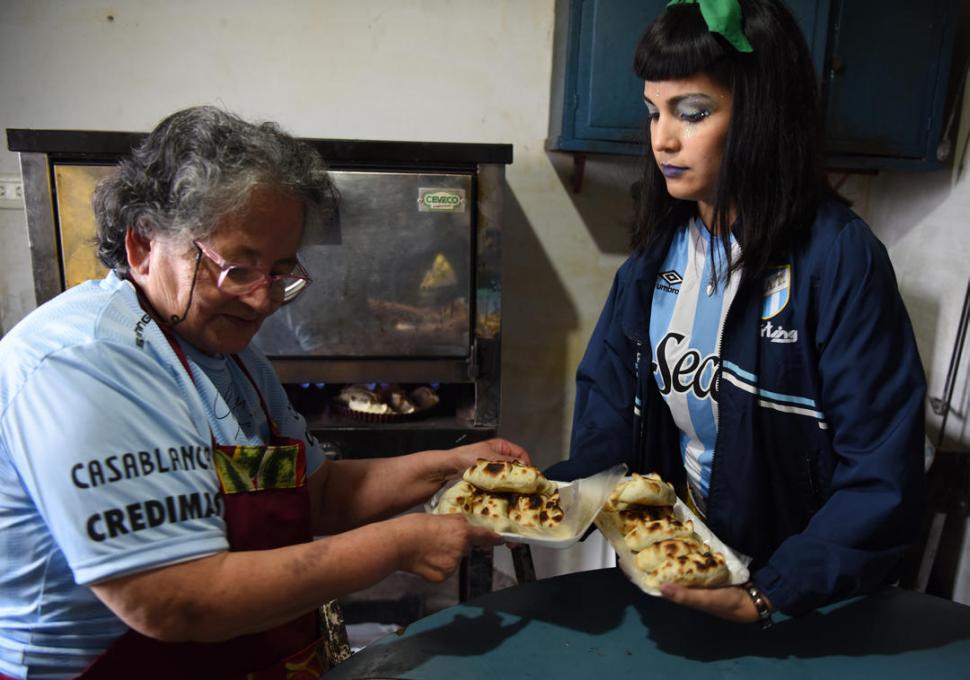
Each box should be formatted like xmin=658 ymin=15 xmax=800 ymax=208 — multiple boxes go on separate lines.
xmin=456 ymin=438 xmax=533 ymax=467
xmin=397 ymin=514 xmax=501 ymax=582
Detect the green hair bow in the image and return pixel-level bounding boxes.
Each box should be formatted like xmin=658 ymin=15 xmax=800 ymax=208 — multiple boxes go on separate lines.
xmin=666 ymin=0 xmax=754 ymax=53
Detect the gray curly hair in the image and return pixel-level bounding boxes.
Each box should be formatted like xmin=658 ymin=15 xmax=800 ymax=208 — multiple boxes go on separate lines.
xmin=93 ymin=105 xmax=336 ymax=273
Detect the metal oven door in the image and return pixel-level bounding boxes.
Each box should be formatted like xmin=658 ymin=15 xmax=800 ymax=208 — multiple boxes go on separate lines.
xmin=253 ymin=170 xmax=474 ymax=359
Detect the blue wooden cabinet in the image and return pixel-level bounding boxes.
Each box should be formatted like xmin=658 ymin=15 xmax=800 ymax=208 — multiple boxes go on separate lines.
xmin=549 ymin=0 xmax=665 ymax=154
xmin=548 ymin=0 xmax=959 ymax=171
xmin=823 ymin=0 xmax=958 ymax=169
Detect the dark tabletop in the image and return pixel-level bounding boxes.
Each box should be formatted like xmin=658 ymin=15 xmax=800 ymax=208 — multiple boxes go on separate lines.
xmin=326 ymin=567 xmax=970 ymax=679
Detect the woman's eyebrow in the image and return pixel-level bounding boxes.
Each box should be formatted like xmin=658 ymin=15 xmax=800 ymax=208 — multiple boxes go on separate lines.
xmin=644 ymin=92 xmax=719 ymax=107
xmin=670 ymin=93 xmax=718 ymax=107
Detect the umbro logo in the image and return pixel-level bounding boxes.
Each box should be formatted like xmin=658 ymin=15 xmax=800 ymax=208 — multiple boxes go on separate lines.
xmin=656 ymin=270 xmax=682 ymax=295
xmin=660 ymin=270 xmax=683 ymax=285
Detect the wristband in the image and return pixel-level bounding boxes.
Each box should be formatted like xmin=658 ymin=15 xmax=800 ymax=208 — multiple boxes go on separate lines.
xmin=743 ymin=581 xmax=774 ymax=629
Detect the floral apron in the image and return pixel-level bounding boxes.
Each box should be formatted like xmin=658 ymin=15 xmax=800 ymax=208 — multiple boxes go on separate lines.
xmin=71 ymin=329 xmax=326 ymax=679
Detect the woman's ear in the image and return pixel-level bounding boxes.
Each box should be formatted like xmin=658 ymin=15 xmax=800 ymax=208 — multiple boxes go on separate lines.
xmin=125 ymin=227 xmax=152 ymax=277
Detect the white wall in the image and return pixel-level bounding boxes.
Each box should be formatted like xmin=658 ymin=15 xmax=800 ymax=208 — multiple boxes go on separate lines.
xmin=836 ymin=62 xmax=970 ymax=603
xmin=1 ymin=0 xmax=968 ymax=584
xmin=828 ymin=71 xmax=969 ymax=458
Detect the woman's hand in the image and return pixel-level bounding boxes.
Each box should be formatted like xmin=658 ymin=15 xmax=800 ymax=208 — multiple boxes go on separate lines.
xmin=393 ymin=513 xmax=503 ymax=582
xmin=658 ymin=583 xmax=767 ymax=623
xmin=447 ymin=437 xmax=532 ymax=477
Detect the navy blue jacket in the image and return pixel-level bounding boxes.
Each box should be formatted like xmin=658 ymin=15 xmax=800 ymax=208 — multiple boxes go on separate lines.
xmin=547 ymin=200 xmax=927 ymax=615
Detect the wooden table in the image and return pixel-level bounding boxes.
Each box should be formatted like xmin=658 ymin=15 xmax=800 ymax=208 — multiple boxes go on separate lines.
xmin=326 ymin=567 xmax=970 ymax=679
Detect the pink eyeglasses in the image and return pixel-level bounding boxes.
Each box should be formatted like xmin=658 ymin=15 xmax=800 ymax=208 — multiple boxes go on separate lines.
xmin=194 ymin=240 xmax=312 ymax=303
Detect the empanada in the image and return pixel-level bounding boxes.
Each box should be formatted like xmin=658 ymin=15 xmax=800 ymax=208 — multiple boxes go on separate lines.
xmin=437 ymin=480 xmax=478 ymax=515
xmin=634 ymin=537 xmax=706 ymax=573
xmin=463 ymin=459 xmax=542 ymax=494
xmin=623 ymin=517 xmax=695 ymax=551
xmin=618 ymin=505 xmax=675 ymax=534
xmin=468 ymin=492 xmax=513 ymax=532
xmin=606 ymin=472 xmax=676 ymax=510
xmin=509 ymin=493 xmax=565 ymax=530
xmin=643 ymin=551 xmax=730 ymax=589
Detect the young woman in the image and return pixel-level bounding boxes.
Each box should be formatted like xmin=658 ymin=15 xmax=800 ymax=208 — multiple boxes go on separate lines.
xmin=547 ymin=0 xmax=926 ymax=626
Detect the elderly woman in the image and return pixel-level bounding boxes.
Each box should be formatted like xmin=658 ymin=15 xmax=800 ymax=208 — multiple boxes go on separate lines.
xmin=0 ymin=106 xmax=528 ymax=679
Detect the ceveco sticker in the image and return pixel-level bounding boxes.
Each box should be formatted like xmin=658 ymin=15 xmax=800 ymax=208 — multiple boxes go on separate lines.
xmin=418 ymin=188 xmax=466 ymax=213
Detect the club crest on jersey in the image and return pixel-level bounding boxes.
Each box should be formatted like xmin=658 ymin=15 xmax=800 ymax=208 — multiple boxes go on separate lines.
xmin=761 ymin=265 xmax=791 ymax=320
xmin=657 ymin=270 xmax=683 ymax=295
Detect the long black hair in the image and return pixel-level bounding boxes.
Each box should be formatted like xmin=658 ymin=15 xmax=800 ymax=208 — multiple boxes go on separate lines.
xmin=632 ymin=0 xmax=831 ymax=282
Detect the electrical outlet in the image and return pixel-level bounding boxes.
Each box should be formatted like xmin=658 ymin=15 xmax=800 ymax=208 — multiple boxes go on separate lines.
xmin=0 ymin=174 xmax=24 ymax=210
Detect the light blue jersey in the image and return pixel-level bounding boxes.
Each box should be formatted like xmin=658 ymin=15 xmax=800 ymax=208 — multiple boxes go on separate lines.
xmin=650 ymin=219 xmax=741 ymax=511
xmin=0 ymin=272 xmax=324 ymax=679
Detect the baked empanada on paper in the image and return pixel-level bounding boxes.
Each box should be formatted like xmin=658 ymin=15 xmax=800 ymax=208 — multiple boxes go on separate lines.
xmin=623 ymin=517 xmax=694 ymax=551
xmin=535 ymin=477 xmax=559 ymax=496
xmin=643 ymin=551 xmax=730 ymax=589
xmin=509 ymin=493 xmax=566 ymax=529
xmin=618 ymin=505 xmax=675 ymax=534
xmin=605 ymin=472 xmax=676 ymax=510
xmin=634 ymin=537 xmax=706 ymax=573
xmin=463 ymin=459 xmax=542 ymax=494
xmin=437 ymin=480 xmax=478 ymax=515
xmin=469 ymin=493 xmax=513 ymax=532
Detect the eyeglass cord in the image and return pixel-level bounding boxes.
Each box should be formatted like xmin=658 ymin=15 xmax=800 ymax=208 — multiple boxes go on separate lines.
xmin=168 ymin=247 xmax=203 ymax=327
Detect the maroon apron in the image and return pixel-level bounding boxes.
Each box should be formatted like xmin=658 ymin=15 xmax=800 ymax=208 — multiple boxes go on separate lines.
xmin=72 ymin=331 xmax=326 ymax=679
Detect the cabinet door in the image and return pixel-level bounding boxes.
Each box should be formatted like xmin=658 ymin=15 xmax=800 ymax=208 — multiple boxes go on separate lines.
xmin=824 ymin=0 xmax=957 ymax=163
xmin=573 ymin=0 xmax=666 ymax=144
